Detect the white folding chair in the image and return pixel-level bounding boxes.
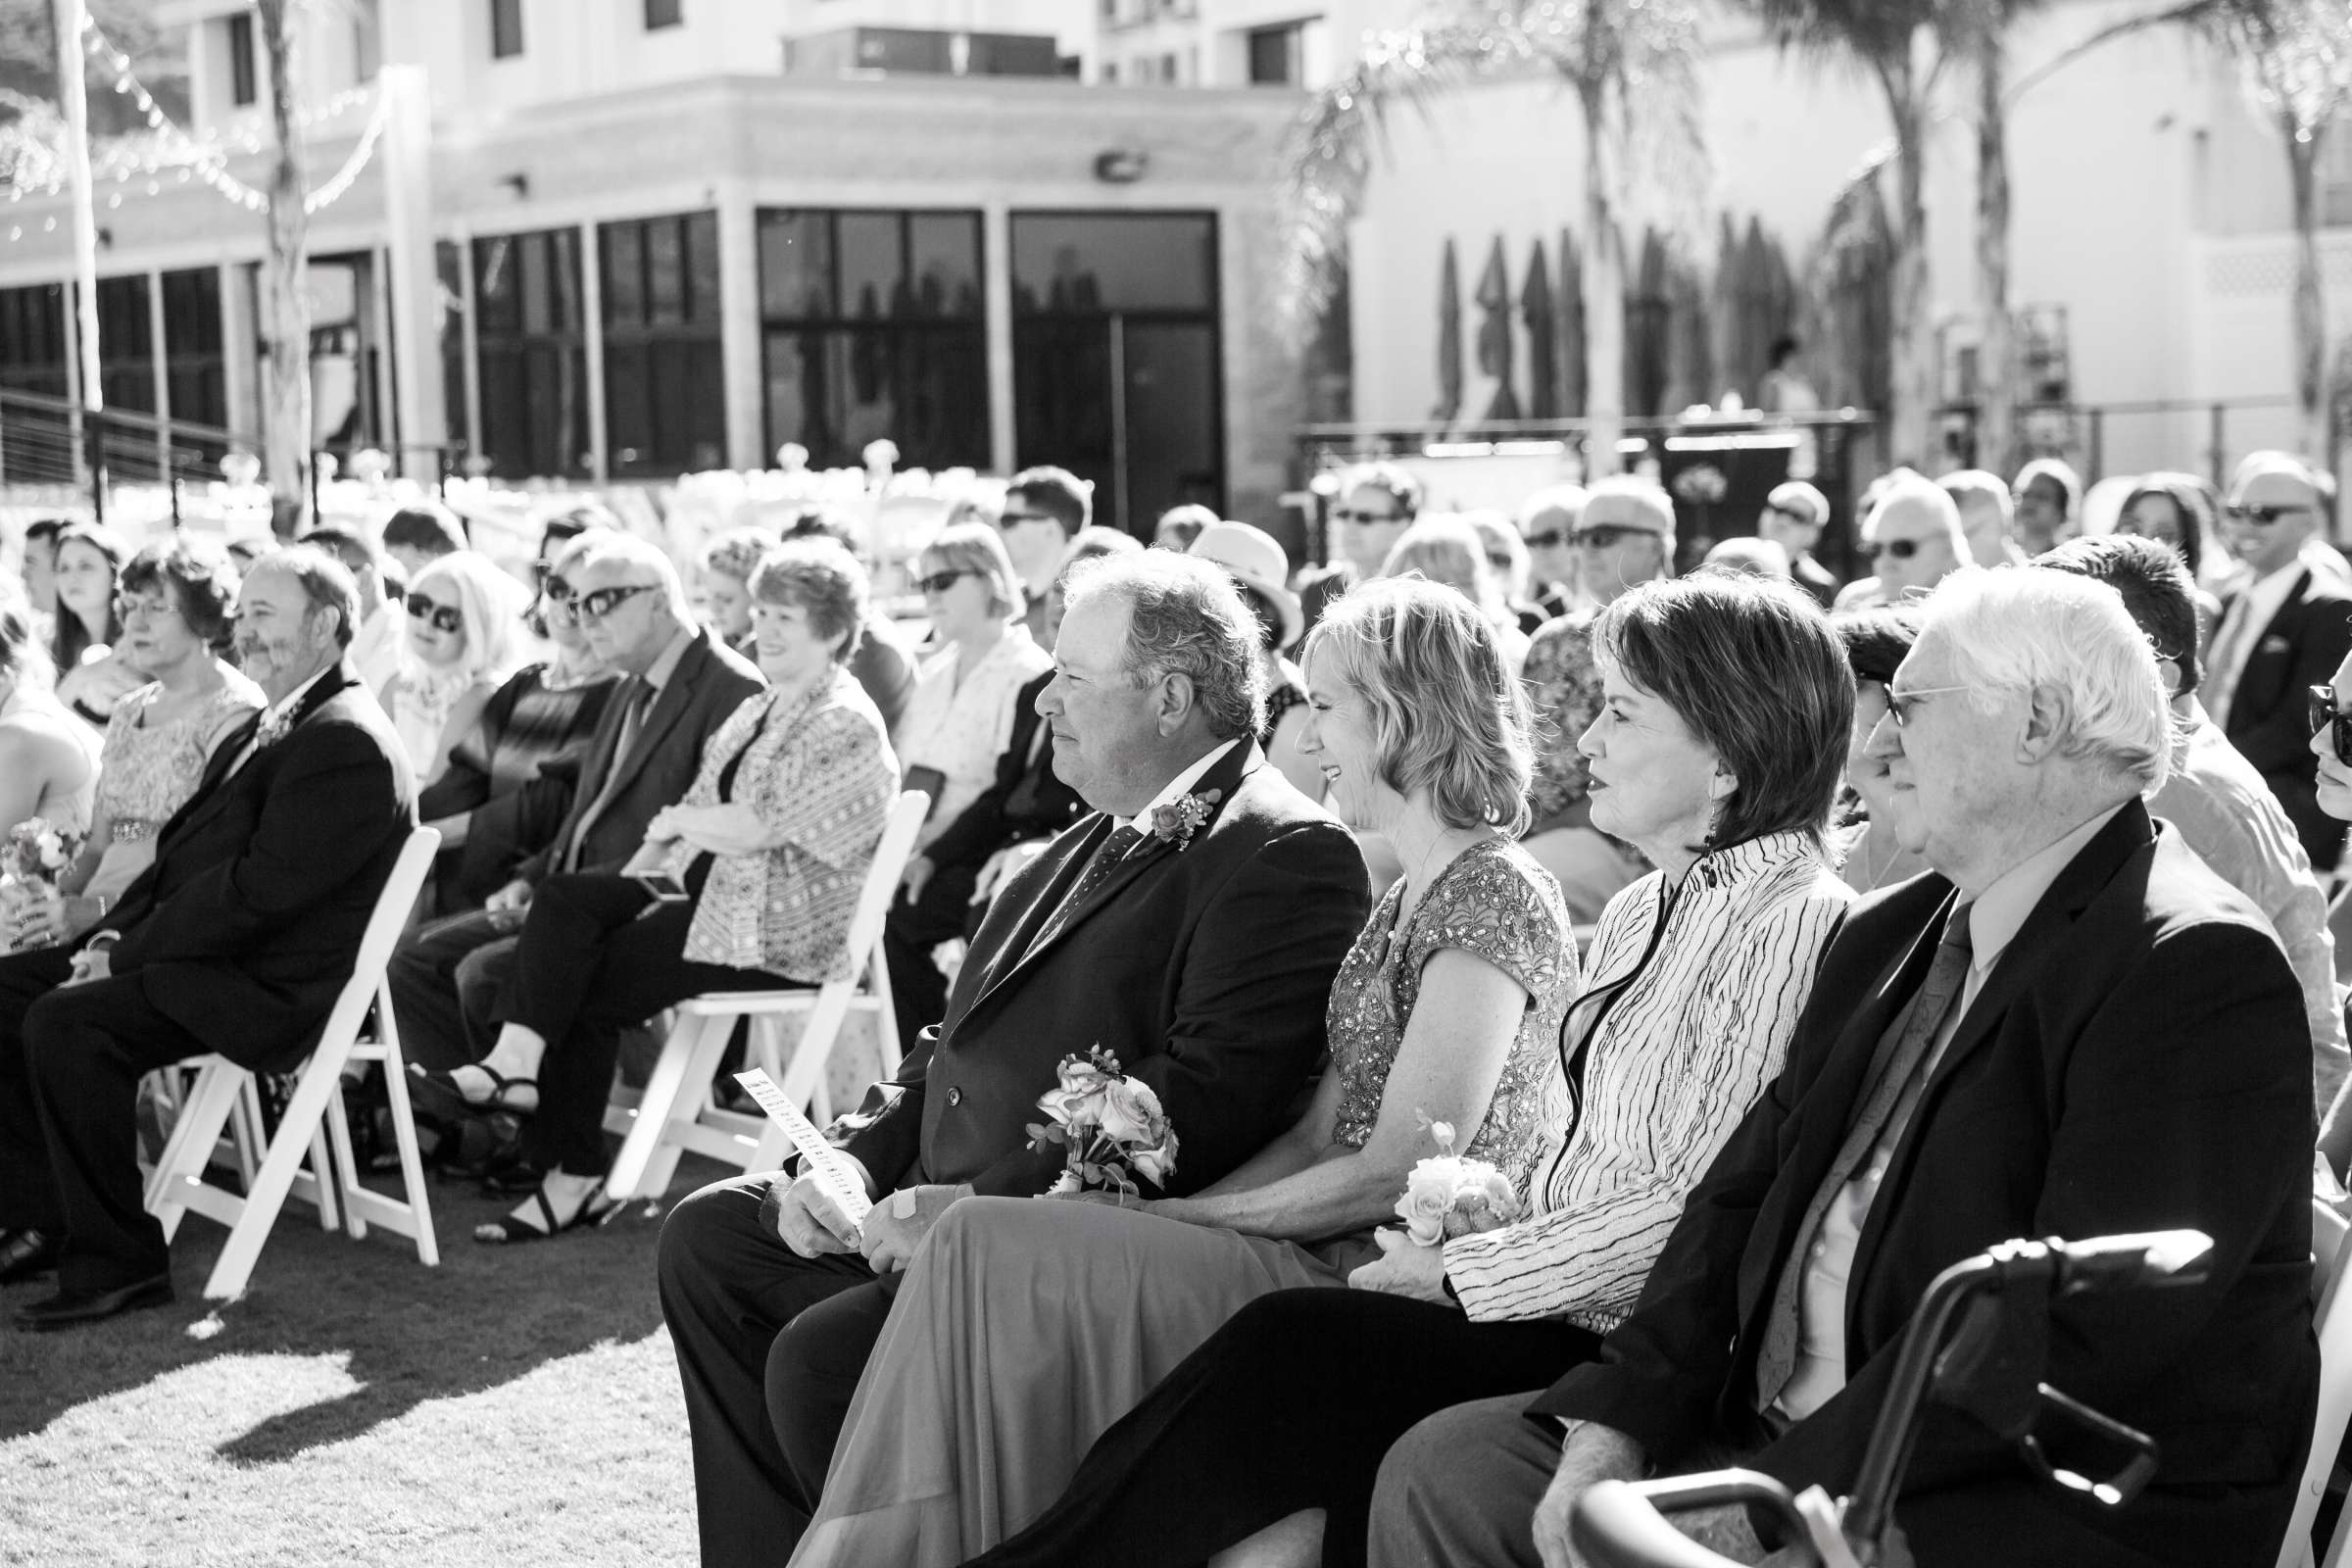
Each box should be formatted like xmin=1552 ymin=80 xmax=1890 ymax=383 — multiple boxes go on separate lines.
xmin=604 ymin=790 xmax=928 ymax=1201
xmin=2280 ymin=1186 xmax=2352 ymax=1568
xmin=144 ymin=826 xmax=442 ymax=1300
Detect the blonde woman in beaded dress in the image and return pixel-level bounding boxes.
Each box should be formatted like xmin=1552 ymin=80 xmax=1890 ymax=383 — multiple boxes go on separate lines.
xmin=7 ymin=542 xmax=259 ymax=955
xmin=790 ymin=578 xmax=1577 ymax=1568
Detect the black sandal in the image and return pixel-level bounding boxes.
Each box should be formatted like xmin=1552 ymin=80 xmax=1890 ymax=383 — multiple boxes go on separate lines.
xmin=412 ymin=1062 xmax=539 ymax=1115
xmin=471 ymin=1183 xmax=620 ymax=1246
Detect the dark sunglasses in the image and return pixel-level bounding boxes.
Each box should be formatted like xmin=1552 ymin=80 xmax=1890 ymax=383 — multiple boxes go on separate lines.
xmin=1765 ymin=505 xmax=1819 ymax=527
xmin=1859 ymin=539 xmax=1923 ymax=562
xmin=1521 ymin=530 xmax=1565 ymax=550
xmin=405 ymin=592 xmax=464 ymax=634
xmin=1333 ymin=509 xmax=1402 ymax=525
xmin=2227 ymin=504 xmax=2310 ymax=526
xmin=914 ymin=569 xmax=974 ymax=596
xmin=2311 ymin=685 xmax=2352 ymax=764
xmin=1572 ymin=524 xmax=1649 ymax=550
xmin=575 ymin=583 xmax=660 ymax=621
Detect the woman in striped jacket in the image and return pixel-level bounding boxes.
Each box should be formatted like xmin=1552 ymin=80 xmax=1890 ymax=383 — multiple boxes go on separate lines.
xmin=960 ymin=571 xmax=1860 ymax=1568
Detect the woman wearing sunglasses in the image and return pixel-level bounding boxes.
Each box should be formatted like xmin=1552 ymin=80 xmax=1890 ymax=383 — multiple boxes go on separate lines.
xmin=896 ymin=521 xmax=1054 ymax=853
xmin=383 ymin=551 xmax=528 ymax=785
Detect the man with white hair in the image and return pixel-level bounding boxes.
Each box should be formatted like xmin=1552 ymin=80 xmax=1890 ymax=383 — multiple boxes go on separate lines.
xmin=2205 ymin=451 xmax=2352 ymax=870
xmin=1939 ymin=467 xmax=2026 ymax=568
xmin=1833 ymin=475 xmax=1969 ymax=610
xmin=1374 ymin=566 xmax=2317 ymax=1566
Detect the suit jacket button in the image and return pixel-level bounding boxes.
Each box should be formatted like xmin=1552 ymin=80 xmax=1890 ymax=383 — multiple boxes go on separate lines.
xmin=947 ymin=1087 xmax=962 ymax=1106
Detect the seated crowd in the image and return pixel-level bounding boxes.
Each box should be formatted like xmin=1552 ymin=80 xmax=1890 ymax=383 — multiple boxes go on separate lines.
xmin=0 ymin=445 xmax=2343 ymax=1568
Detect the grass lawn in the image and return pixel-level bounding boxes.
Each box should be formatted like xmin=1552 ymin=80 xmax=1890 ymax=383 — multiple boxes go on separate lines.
xmin=0 ymin=1161 xmax=723 ymax=1568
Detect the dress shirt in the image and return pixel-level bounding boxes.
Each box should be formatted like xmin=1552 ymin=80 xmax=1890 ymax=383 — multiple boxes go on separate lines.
xmin=1777 ymin=802 xmax=2127 ymax=1420
xmin=2151 ymin=703 xmax=2347 ymax=1119
xmin=2206 ymin=560 xmax=2304 ymax=732
xmin=227 ymin=665 xmax=336 ymax=775
xmin=1112 ymin=738 xmax=1239 ymax=844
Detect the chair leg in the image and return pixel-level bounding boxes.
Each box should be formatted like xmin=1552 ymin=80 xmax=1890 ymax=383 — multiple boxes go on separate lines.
xmin=374 ymin=1005 xmax=439 ymax=1267
xmin=777 ymin=984 xmax=853 ymax=1111
xmin=201 ymin=1045 xmax=357 ymax=1301
xmin=322 ymin=1086 xmax=367 ymax=1241
xmin=607 ymin=1013 xmax=718 ymax=1201
xmin=866 ymin=947 xmax=902 ymax=1080
xmin=146 ymin=1060 xmax=243 ymax=1245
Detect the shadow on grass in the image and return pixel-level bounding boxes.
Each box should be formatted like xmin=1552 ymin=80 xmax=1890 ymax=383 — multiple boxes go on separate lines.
xmin=0 ymin=1156 xmax=727 ymax=1464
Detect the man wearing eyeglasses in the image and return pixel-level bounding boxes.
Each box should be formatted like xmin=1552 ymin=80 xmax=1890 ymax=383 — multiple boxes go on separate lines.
xmin=1514 ymin=485 xmax=1586 ymax=619
xmin=2204 ymin=453 xmax=2352 ymax=872
xmin=1758 ymin=479 xmax=1839 ymax=609
xmin=1299 ymin=463 xmax=1422 ymax=634
xmin=997 ymin=467 xmax=1091 ymax=648
xmin=1834 ymin=476 xmax=1969 ymax=612
xmin=387 ymin=532 xmax=763 ymax=1094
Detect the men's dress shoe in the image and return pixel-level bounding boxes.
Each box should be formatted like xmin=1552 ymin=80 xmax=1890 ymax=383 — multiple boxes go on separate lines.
xmin=13 ymin=1273 xmax=173 ymax=1331
xmin=0 ymin=1229 xmax=62 ymax=1284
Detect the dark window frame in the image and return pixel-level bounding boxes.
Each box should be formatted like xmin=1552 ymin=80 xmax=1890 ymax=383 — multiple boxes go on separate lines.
xmin=227 ymin=12 xmax=257 ymax=106
xmin=599 ymin=210 xmax=725 ymax=477
xmin=755 ymin=207 xmax=989 ymax=473
xmin=490 ymin=0 xmax=524 ymax=60
xmin=470 ymin=226 xmax=589 ymax=479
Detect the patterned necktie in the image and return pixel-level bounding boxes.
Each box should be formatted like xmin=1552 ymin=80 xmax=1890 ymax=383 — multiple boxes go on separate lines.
xmin=1024 ymin=824 xmax=1145 ymax=960
xmin=1753 ymin=902 xmax=1975 ymax=1411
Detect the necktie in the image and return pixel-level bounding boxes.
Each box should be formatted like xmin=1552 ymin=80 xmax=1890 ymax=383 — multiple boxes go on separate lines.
xmin=1753 ymin=902 xmax=1975 ymax=1410
xmin=564 ymin=680 xmax=654 ymax=871
xmin=2204 ymin=597 xmax=2261 ymax=731
xmin=1024 ymin=824 xmax=1145 ymax=961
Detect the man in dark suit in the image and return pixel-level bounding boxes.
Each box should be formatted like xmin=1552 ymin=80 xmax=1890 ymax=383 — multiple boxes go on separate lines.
xmin=658 ymin=551 xmax=1370 ymax=1567
xmin=1373 ymin=567 xmax=2318 ymax=1568
xmin=0 ymin=547 xmax=416 ymax=1327
xmin=2205 ymin=453 xmax=2352 ymax=871
xmin=387 ymin=531 xmax=763 ymax=1083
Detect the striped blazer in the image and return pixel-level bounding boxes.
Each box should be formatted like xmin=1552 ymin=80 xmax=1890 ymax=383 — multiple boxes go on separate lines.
xmin=1444 ymin=829 xmax=1851 ymax=1332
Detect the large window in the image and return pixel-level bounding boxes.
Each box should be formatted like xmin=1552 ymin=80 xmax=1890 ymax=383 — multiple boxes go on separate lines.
xmin=94 ymin=275 xmax=155 ymax=415
xmin=472 ymin=226 xmax=588 ymax=478
xmin=0 ymin=283 xmax=66 ymax=400
xmin=757 ymin=209 xmax=988 ymax=471
xmin=160 ymin=269 xmax=228 ymax=455
xmin=491 ymin=0 xmax=524 ymax=59
xmin=601 ymin=211 xmax=725 ymax=476
xmin=1011 ymin=212 xmax=1222 ymax=533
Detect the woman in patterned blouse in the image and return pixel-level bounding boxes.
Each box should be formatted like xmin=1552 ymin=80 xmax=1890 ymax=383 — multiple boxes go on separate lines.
xmin=792 ymin=578 xmax=1575 ymax=1568
xmin=958 ymin=571 xmax=1858 ymax=1568
xmin=451 ymin=540 xmax=899 ymax=1245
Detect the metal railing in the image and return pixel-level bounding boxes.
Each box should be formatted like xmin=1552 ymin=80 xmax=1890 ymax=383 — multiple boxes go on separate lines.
xmin=0 ymin=386 xmax=242 ymax=526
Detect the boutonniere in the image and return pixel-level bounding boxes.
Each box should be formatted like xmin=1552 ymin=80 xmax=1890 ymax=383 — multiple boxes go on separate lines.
xmin=255 ymin=707 xmax=296 ymax=749
xmin=1147 ymin=788 xmax=1222 ymax=850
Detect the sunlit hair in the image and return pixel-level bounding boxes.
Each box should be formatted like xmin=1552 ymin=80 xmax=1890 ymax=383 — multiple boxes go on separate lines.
xmin=564 ymin=530 xmax=691 ymax=622
xmin=921 ymin=521 xmax=1025 ymax=621
xmin=1864 ymin=474 xmax=1967 ymax=557
xmin=1338 ymin=461 xmax=1423 ymax=520
xmin=1463 ymin=511 xmax=1530 ymax=603
xmin=701 ymin=525 xmax=781 ymax=587
xmin=408 ymin=551 xmax=524 ymax=683
xmin=1833 ymin=605 xmax=1924 ymax=690
xmin=121 ymin=536 xmax=241 ymax=654
xmin=1302 ymin=576 xmax=1533 ymax=835
xmin=2117 ymin=472 xmax=2214 ymax=581
xmin=49 ymin=520 xmax=127 ymax=670
xmin=1379 ymin=516 xmax=1505 ymax=622
xmin=254 ymin=544 xmax=363 ymax=650
xmin=1062 ymin=551 xmax=1266 ymax=742
xmin=1919 ymin=566 xmax=2172 ymax=792
xmin=2015 ymin=457 xmax=2082 ymax=518
xmin=751 ymin=539 xmax=870 ymax=664
xmin=2033 ymin=534 xmax=2203 ymax=698
xmin=1938 ymin=469 xmax=2012 ymax=536
xmin=1515 ymin=483 xmax=1588 ymax=531
xmin=1593 ymin=573 xmax=1854 ymax=851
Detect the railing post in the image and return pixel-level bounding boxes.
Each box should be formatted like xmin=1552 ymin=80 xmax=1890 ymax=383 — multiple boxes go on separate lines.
xmin=2209 ymin=402 xmax=2228 ymax=491
xmin=2086 ymin=407 xmax=2105 ymax=483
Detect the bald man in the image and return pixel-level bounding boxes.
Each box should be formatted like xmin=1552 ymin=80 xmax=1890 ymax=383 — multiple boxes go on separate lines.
xmin=1835 ymin=476 xmax=1969 ymax=609
xmin=2207 ymin=453 xmax=2352 ymax=869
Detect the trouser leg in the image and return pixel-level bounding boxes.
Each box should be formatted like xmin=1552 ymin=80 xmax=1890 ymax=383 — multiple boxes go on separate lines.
xmin=1367 ymin=1392 xmax=1561 ymax=1568
xmin=0 ymin=947 xmax=82 ymax=1233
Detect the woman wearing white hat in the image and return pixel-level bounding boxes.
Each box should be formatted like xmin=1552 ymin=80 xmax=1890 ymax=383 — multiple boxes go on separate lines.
xmin=1187 ymin=520 xmax=1325 ymax=802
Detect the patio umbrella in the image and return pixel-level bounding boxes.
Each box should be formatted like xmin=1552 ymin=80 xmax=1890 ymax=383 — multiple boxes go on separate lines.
xmin=1557 ymin=224 xmax=1587 ymax=417
xmin=1432 ymin=237 xmax=1463 ymax=423
xmin=1476 ymin=233 xmax=1521 ymax=421
xmin=1523 ymin=237 xmax=1559 ymax=420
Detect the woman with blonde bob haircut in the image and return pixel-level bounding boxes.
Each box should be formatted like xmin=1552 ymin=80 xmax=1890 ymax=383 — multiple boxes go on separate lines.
xmin=791 ymin=578 xmax=1579 ymax=1568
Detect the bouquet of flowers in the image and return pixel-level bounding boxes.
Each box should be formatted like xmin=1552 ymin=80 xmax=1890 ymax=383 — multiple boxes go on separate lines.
xmin=4 ymin=819 xmax=79 ymax=899
xmin=1026 ymin=1046 xmax=1179 ymax=1200
xmin=1394 ymin=1113 xmax=1521 ymax=1248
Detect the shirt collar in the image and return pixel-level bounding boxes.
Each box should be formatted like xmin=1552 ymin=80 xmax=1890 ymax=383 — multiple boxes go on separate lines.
xmin=1963 ymin=801 xmax=2128 ymax=976
xmin=642 ymin=623 xmax=697 ymax=694
xmin=261 ymin=663 xmax=336 ymax=729
xmin=1113 ymin=738 xmax=1241 ymax=837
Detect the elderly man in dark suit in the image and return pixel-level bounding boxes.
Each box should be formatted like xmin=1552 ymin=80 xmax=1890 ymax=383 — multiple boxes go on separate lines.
xmin=0 ymin=547 xmax=416 ymax=1328
xmin=1373 ymin=566 xmax=2318 ymax=1568
xmin=659 ymin=551 xmax=1370 ymax=1567
xmin=2205 ymin=452 xmax=2352 ymax=871
xmin=387 ymin=531 xmax=763 ymax=1091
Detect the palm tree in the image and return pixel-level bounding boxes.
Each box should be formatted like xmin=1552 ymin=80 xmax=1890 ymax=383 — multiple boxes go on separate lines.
xmin=1745 ymin=0 xmax=1962 ymax=471
xmin=258 ymin=0 xmax=311 ymax=535
xmin=1284 ymin=0 xmax=1707 ymax=479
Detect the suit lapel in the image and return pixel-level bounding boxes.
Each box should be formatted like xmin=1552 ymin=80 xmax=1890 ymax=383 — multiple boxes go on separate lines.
xmin=1844 ymin=801 xmax=2155 ymax=1307
xmin=154 ymin=664 xmax=354 ymax=848
xmin=611 ymin=634 xmax=709 ymax=797
xmin=966 ymin=742 xmax=1260 ymax=1018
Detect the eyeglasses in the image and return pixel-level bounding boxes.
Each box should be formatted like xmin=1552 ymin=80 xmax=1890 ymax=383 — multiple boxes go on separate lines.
xmin=914 ymin=569 xmax=973 ymax=596
xmin=2226 ymin=504 xmax=2310 ymax=526
xmin=1572 ymin=524 xmax=1650 ymax=550
xmin=574 ymin=583 xmax=660 ymax=622
xmin=112 ymin=594 xmax=177 ymax=623
xmin=405 ymin=592 xmax=464 ymax=634
xmin=2311 ymin=685 xmax=2352 ymax=764
xmin=1522 ymin=530 xmax=1564 ymax=550
xmin=999 ymin=511 xmax=1057 ymax=528
xmin=1764 ymin=505 xmax=1818 ymax=528
xmin=1885 ymin=683 xmax=1976 ymax=727
xmin=1485 ymin=553 xmax=1515 ymax=571
xmin=1859 ymin=539 xmax=1923 ymax=562
xmin=1333 ymin=509 xmax=1403 ymax=525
